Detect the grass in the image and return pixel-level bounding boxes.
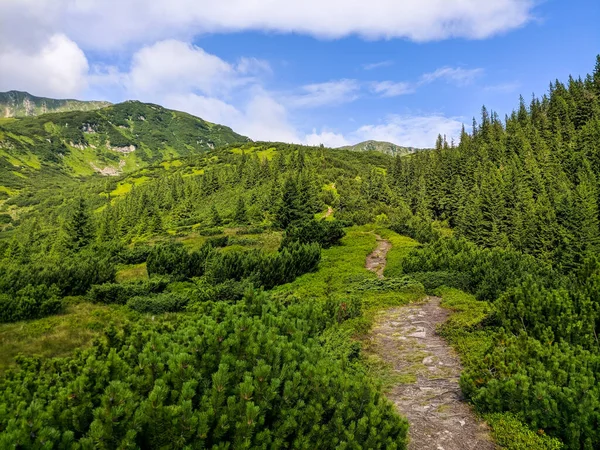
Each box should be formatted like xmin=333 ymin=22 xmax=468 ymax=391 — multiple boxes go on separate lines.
xmin=434 ymin=287 xmax=495 ymax=370
xmin=116 ymin=263 xmax=149 ymax=283
xmin=111 ymin=182 xmax=133 ymax=197
xmin=231 ymin=147 xmax=277 ymax=160
xmin=0 ymin=300 xmax=133 ymax=373
xmin=160 ymin=159 xmax=183 ymax=170
xmin=274 ymin=225 xmax=424 ymax=335
xmin=379 ymin=228 xmax=421 ymax=278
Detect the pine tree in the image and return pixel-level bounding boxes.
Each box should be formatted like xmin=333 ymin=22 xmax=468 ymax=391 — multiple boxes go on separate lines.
xmin=275 ymin=176 xmax=307 ymax=229
xmin=64 ymin=197 xmax=92 ymax=251
xmin=210 ymin=204 xmax=222 ymax=227
xmin=234 ymin=197 xmax=248 ymax=224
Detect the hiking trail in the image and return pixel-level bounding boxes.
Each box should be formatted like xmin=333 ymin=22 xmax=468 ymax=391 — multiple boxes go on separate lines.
xmin=366 ymin=236 xmax=494 ymax=450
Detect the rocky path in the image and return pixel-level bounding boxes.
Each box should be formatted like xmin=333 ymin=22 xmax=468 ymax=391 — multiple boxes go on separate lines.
xmin=366 ymin=237 xmax=494 ymax=449
xmin=365 ymin=236 xmax=392 ymax=278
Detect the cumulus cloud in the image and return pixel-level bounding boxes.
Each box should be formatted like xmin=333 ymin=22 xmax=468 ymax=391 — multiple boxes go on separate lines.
xmin=0 ymin=0 xmax=536 ymax=50
xmin=0 ymin=34 xmax=88 ymax=98
xmin=288 ymin=79 xmax=360 ymax=108
xmin=128 ymin=40 xmax=235 ymax=96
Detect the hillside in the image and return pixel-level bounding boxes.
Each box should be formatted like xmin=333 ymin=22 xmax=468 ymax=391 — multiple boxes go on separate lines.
xmin=338 ymin=140 xmax=422 ymax=156
xmin=0 ymin=57 xmax=599 ymax=450
xmin=0 ymin=91 xmax=111 ymax=118
xmin=0 ymin=101 xmax=249 ymax=195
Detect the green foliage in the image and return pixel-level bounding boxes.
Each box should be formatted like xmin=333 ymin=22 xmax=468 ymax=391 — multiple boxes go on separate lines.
xmin=127 ymin=292 xmax=189 ymax=314
xmin=88 ymin=278 xmax=169 ymax=305
xmin=0 ymin=290 xmax=408 ymax=449
xmin=146 ymin=242 xmax=200 ymax=280
xmin=62 ymin=197 xmax=92 ymax=251
xmin=280 ymin=218 xmax=346 ymax=249
xmin=0 ymin=284 xmax=62 ymax=323
xmin=206 ymin=241 xmax=321 ymax=289
xmin=233 ymin=197 xmax=248 ymax=224
xmin=0 ymin=100 xmax=248 ymax=190
xmin=0 ymin=251 xmax=116 ymax=298
xmin=409 ymin=271 xmax=471 ymax=292
xmin=485 ymin=413 xmax=564 ymax=450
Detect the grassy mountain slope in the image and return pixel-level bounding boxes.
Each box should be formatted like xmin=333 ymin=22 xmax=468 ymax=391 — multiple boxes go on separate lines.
xmin=0 ymin=91 xmax=111 ymax=118
xmin=338 ymin=140 xmax=423 ymax=156
xmin=0 ymin=101 xmax=249 ymax=195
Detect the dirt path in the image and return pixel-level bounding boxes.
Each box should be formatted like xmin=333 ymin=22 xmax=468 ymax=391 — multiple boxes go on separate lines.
xmin=365 ymin=235 xmax=392 ymax=278
xmin=370 ymin=298 xmax=495 ymax=450
xmin=365 ymin=236 xmax=494 ymax=449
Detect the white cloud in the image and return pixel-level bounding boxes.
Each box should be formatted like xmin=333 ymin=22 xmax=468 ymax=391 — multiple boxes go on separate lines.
xmin=238 ymin=93 xmax=300 ymax=142
xmin=370 ymin=81 xmax=415 ymax=97
xmin=351 ymin=114 xmax=464 ymax=148
xmin=236 ymin=57 xmax=272 ymax=75
xmin=302 ymin=114 xmax=464 ymax=148
xmin=288 ymin=79 xmax=360 ymax=108
xmin=128 ymin=40 xmax=237 ymax=96
xmin=0 ymin=0 xmax=536 ymax=51
xmin=304 ymin=130 xmax=350 ymax=147
xmin=0 ymin=34 xmax=88 ymax=98
xmin=162 ymin=90 xmax=300 ymax=143
xmin=369 ymin=66 xmax=483 ymax=98
xmin=420 ymin=66 xmax=484 ymax=86
xmin=165 ymin=93 xmax=241 ymax=125
xmin=363 ymin=60 xmax=394 ymax=70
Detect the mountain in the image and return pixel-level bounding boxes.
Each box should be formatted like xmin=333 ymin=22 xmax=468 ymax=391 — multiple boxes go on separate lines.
xmin=0 ymin=91 xmax=111 ymax=118
xmin=338 ymin=140 xmax=422 ymax=156
xmin=0 ymin=100 xmax=249 ymax=193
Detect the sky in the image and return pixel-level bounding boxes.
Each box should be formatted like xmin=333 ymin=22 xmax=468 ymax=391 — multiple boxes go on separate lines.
xmin=0 ymin=1 xmax=598 ymax=148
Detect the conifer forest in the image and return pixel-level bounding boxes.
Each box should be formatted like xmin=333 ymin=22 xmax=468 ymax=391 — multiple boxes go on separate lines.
xmin=1 ymin=54 xmax=600 ymax=449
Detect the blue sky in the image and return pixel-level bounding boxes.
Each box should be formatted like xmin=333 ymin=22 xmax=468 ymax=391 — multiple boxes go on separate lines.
xmin=1 ymin=0 xmax=598 ymax=147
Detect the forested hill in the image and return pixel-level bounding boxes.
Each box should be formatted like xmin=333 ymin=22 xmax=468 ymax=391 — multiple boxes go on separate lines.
xmin=0 ymin=101 xmax=249 ymax=193
xmin=0 ymin=91 xmax=111 ymax=118
xmin=393 ymin=56 xmax=600 ymax=272
xmin=1 ymin=57 xmax=600 ymax=449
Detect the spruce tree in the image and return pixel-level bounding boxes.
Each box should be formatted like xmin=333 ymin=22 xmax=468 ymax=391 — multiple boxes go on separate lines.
xmin=210 ymin=204 xmax=222 ymax=227
xmin=64 ymin=197 xmax=92 ymax=251
xmin=234 ymin=197 xmax=248 ymax=224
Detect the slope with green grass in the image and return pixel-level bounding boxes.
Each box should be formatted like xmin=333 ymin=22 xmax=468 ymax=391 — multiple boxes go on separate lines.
xmin=0 ymin=100 xmax=249 ymax=196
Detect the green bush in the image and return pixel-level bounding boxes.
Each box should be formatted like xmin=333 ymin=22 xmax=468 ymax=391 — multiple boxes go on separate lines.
xmin=0 ymin=290 xmax=408 ymax=449
xmin=127 ymin=292 xmax=189 ymax=314
xmin=485 ymin=413 xmax=564 ymax=449
xmin=0 ymin=284 xmax=62 ymax=323
xmin=408 ymin=271 xmax=471 ymax=292
xmin=88 ymin=278 xmax=169 ymax=305
xmin=117 ymin=245 xmax=152 ymax=264
xmin=198 ymin=227 xmax=223 ymax=236
xmin=280 ymin=219 xmax=346 ymax=249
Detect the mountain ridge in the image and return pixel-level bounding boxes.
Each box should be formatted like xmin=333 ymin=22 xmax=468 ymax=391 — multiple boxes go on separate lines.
xmin=0 ymin=100 xmax=249 ymax=193
xmin=337 ymin=140 xmax=424 ymax=156
xmin=0 ymin=91 xmax=111 ymax=118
